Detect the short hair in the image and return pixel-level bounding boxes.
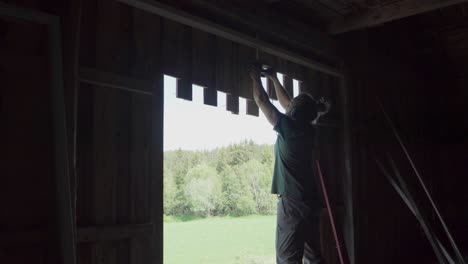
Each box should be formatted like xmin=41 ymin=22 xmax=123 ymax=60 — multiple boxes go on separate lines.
xmin=290 ymin=93 xmax=318 ymax=123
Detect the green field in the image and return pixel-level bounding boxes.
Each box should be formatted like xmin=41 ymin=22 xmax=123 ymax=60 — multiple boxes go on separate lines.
xmin=164 ymin=215 xmax=276 ymax=264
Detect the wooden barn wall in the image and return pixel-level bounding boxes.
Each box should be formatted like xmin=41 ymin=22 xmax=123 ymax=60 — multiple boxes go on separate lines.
xmin=409 ymin=6 xmax=468 ymax=249
xmin=1 ymin=0 xmax=348 ymax=263
xmin=0 ymin=14 xmax=61 ymax=264
xmin=74 ymin=0 xmax=347 ymax=261
xmin=339 ymin=24 xmax=468 ymax=263
xmin=76 ymin=1 xmax=161 ymax=263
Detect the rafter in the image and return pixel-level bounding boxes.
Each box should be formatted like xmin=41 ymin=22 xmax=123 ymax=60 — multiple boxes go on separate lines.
xmin=330 ymin=0 xmax=468 ymax=34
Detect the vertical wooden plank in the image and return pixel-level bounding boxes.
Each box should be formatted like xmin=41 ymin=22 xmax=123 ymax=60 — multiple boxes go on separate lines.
xmin=235 ymin=44 xmax=256 ymax=100
xmin=76 ymin=83 xmax=95 ymax=228
xmin=204 ymin=85 xmax=218 ymax=107
xmin=283 ymin=74 xmax=294 ymax=98
xmin=61 ymin=1 xmax=83 ymax=231
xmin=176 ymin=77 xmax=192 ymax=101
xmin=192 ymin=29 xmax=215 ymax=88
xmin=79 ymin=0 xmax=97 ymax=68
xmin=151 ymin=73 xmax=164 ymax=264
xmin=246 ymin=99 xmax=259 ymax=117
xmin=215 ymin=37 xmax=234 ymax=94
xmin=162 ymin=18 xmax=192 ymax=101
xmin=192 ymin=29 xmax=217 ymax=106
xmin=91 ymin=1 xmax=134 ymax=264
xmin=131 ymin=9 xmax=161 ymax=78
xmin=48 ymin=14 xmax=79 ymax=264
xmin=128 ymin=94 xmax=152 ymax=264
xmin=130 ymin=9 xmax=161 ymax=264
xmin=96 ymin=0 xmax=131 ymax=74
xmin=216 ymin=36 xmax=238 ymax=113
xmin=340 ymin=66 xmax=354 ymax=264
xmin=227 ymin=93 xmax=239 ymax=114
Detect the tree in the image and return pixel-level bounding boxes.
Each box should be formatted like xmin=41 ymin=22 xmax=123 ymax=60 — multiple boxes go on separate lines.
xmin=184 ymin=164 xmax=221 ymax=216
xmin=163 ymin=165 xmax=177 ymax=215
xmin=236 ymin=159 xmax=276 ymax=215
xmin=219 ymin=165 xmax=247 ymax=216
xmin=164 ymin=142 xmax=276 ymax=217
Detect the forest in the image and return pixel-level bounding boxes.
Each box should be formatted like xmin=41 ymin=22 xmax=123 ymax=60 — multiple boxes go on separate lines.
xmin=163 ymin=140 xmax=277 ymax=218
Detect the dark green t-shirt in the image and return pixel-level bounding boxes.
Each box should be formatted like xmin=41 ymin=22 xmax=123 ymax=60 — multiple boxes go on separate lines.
xmin=272 ymin=113 xmax=317 ymax=200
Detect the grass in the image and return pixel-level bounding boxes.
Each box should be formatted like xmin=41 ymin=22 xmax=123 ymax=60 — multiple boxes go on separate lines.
xmin=164 ymin=215 xmax=276 ymax=264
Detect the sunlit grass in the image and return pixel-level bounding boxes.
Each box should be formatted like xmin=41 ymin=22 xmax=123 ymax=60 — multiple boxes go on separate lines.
xmin=164 ymin=215 xmax=276 ymax=264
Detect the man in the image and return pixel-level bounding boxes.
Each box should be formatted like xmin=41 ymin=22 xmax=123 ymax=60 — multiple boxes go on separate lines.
xmin=248 ymin=65 xmax=330 ymax=264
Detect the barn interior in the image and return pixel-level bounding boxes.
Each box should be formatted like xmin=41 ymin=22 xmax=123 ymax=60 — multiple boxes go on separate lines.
xmin=1 ymin=0 xmax=467 ymax=263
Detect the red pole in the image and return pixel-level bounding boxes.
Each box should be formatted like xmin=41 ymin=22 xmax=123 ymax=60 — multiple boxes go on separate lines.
xmin=316 ymin=160 xmax=346 ymax=264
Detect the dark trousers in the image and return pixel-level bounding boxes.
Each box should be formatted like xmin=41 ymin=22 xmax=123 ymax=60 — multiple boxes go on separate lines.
xmin=276 ymin=196 xmax=325 ymax=264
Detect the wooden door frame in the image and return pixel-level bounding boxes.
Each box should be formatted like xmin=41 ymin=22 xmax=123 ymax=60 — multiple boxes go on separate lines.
xmin=0 ymin=4 xmax=77 ymax=264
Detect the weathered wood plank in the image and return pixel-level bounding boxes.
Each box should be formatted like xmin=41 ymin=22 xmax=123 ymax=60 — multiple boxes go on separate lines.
xmin=235 ymin=44 xmax=256 ymax=100
xmin=96 ymin=0 xmax=132 ymax=74
xmin=283 ymin=74 xmax=294 ymax=99
xmin=130 ymin=7 xmax=163 ymax=264
xmin=191 ymin=28 xmax=217 ymax=106
xmin=215 ymin=37 xmax=235 ymax=94
xmin=192 ymin=28 xmax=216 ymax=89
xmin=246 ymin=99 xmax=259 ymax=117
xmin=162 ymin=18 xmax=192 ymax=101
xmin=151 ymin=73 xmax=164 ymax=264
xmin=227 ymin=93 xmax=239 ymax=114
xmin=204 ymin=85 xmax=218 ymax=107
xmin=89 ymin=3 xmax=135 ymax=264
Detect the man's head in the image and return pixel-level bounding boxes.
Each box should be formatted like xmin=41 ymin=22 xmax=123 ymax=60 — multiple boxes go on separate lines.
xmin=286 ymin=93 xmax=319 ymax=123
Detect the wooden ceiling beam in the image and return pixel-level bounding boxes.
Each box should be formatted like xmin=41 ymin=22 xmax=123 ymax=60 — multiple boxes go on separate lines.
xmin=116 ymin=0 xmax=343 ymax=77
xmin=330 ymin=0 xmax=468 ymax=34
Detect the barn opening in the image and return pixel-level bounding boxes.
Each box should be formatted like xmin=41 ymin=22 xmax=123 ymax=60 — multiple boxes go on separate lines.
xmin=162 ymin=74 xmax=302 ymax=264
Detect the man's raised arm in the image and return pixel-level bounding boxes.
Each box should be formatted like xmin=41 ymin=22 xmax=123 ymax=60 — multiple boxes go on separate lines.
xmin=249 ymin=67 xmax=279 ymax=126
xmin=265 ymin=71 xmax=291 ymax=111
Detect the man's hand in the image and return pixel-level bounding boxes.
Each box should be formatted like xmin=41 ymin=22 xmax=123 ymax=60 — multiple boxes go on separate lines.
xmin=262 ymin=67 xmax=276 ymax=81
xmin=317 ymin=97 xmax=332 ymax=116
xmin=248 ymin=66 xmax=262 ymax=82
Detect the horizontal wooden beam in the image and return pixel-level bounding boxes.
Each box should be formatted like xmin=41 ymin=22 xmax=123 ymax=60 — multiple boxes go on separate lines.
xmin=116 ymin=0 xmax=343 ymax=77
xmin=330 ymin=0 xmax=468 ymax=34
xmin=77 ymin=223 xmax=154 ymax=242
xmin=79 ymin=67 xmax=153 ymax=95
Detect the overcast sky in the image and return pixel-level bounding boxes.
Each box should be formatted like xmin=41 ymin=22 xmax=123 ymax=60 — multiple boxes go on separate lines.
xmin=163 ymin=75 xmax=299 ymax=151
